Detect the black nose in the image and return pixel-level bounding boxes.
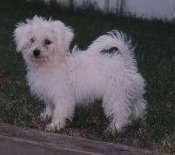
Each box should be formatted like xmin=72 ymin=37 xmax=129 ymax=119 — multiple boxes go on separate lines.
xmin=33 ymin=49 xmax=40 ymax=57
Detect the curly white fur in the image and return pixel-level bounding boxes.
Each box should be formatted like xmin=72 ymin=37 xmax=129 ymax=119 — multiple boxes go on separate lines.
xmin=14 ymin=16 xmax=147 ymax=133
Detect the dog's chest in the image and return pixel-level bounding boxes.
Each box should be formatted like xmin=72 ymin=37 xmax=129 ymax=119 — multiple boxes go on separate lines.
xmin=27 ymin=69 xmax=71 ymax=101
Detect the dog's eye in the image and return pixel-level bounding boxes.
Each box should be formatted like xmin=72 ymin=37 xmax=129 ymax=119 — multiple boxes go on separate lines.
xmin=30 ymin=38 xmax=35 ymax=43
xmin=44 ymin=39 xmax=52 ymax=45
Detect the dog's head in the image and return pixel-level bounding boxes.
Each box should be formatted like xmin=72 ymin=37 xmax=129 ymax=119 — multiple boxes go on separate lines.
xmin=14 ymin=15 xmax=74 ymax=66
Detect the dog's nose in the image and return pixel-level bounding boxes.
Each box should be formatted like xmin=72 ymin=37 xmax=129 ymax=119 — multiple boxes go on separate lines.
xmin=33 ymin=49 xmax=40 ymax=58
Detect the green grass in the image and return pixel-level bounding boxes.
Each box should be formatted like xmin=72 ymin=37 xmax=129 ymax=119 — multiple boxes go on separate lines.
xmin=0 ymin=0 xmax=175 ymax=153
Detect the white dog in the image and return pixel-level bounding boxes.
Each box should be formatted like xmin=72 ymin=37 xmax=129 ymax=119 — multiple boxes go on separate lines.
xmin=14 ymin=16 xmax=146 ymax=133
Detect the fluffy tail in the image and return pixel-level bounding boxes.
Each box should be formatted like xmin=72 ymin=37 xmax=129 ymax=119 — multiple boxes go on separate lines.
xmin=87 ymin=30 xmax=135 ymax=60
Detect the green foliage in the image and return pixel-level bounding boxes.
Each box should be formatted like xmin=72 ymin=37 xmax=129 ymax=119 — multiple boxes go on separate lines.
xmin=0 ymin=0 xmax=175 ymax=153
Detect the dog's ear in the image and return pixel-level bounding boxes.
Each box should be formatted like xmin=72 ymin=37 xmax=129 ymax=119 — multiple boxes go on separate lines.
xmin=51 ymin=21 xmax=74 ymax=52
xmin=14 ymin=22 xmax=30 ymax=52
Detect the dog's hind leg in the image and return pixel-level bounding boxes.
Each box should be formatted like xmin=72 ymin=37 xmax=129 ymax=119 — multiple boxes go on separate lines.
xmin=103 ymin=93 xmax=132 ymax=134
xmin=131 ymin=98 xmax=146 ymax=121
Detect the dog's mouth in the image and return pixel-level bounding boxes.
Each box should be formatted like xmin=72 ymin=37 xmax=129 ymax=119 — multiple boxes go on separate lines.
xmin=31 ymin=56 xmax=48 ymax=63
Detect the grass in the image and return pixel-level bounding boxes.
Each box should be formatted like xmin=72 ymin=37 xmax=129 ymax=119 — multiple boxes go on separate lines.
xmin=0 ymin=0 xmax=175 ymax=153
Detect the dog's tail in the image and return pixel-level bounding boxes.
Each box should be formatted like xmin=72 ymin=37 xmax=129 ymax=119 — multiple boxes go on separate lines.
xmin=87 ymin=30 xmax=136 ymax=61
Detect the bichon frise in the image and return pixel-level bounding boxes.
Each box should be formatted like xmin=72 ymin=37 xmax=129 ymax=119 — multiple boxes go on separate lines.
xmin=14 ymin=16 xmax=147 ymax=133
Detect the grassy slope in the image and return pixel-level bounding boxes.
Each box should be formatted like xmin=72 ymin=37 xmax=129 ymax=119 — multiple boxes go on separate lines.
xmin=0 ymin=0 xmax=175 ymax=153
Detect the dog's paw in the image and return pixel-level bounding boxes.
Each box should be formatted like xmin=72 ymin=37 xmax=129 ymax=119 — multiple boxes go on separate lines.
xmin=45 ymin=121 xmax=65 ymax=132
xmin=45 ymin=123 xmax=58 ymax=132
xmin=107 ymin=119 xmax=130 ymax=134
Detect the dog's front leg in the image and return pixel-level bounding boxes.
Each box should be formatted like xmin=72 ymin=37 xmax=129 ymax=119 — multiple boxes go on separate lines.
xmin=46 ymin=97 xmax=75 ymax=132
